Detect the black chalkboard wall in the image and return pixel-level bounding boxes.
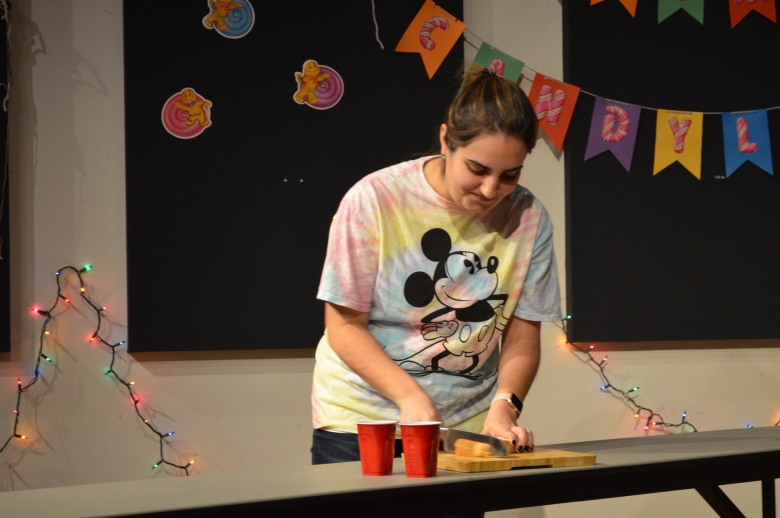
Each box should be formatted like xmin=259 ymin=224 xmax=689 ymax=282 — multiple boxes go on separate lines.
xmin=563 ymin=2 xmax=780 ymax=342
xmin=1 ymin=9 xmax=9 ymax=355
xmin=123 ymin=1 xmax=463 ymax=352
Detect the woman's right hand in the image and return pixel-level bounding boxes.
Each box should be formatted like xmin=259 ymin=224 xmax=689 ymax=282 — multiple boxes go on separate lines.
xmin=397 ymin=390 xmax=443 ymax=423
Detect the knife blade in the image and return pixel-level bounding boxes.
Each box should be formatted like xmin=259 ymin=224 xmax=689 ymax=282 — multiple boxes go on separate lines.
xmin=439 ymin=428 xmax=513 ymax=457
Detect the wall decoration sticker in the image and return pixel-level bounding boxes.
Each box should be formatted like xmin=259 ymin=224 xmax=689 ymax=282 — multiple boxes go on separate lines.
xmin=161 ymin=88 xmax=213 ymax=139
xmin=202 ymin=0 xmax=255 ymax=39
xmin=293 ymin=60 xmax=344 ymax=110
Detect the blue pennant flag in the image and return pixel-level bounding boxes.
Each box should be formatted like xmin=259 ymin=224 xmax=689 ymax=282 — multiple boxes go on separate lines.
xmin=722 ymin=110 xmax=773 ymax=178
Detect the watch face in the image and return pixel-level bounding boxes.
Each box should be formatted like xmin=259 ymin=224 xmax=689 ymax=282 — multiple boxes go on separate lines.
xmin=511 ymin=394 xmax=524 ymax=412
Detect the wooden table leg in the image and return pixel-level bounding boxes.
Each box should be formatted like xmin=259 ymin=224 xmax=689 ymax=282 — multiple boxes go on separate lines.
xmin=763 ymin=479 xmax=776 ymax=518
xmin=695 ymin=486 xmax=746 ymax=518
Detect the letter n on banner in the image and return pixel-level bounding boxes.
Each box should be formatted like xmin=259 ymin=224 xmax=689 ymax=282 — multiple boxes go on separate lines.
xmin=653 ymin=109 xmax=703 ymax=179
xmin=528 ymin=74 xmax=580 ymax=152
xmin=722 ymin=110 xmax=773 ymax=177
xmin=729 ymin=0 xmax=777 ymax=28
xmin=584 ymin=97 xmax=641 ymax=171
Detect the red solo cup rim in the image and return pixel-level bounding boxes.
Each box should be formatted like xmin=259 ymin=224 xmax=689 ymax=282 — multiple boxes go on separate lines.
xmin=357 ymin=420 xmax=398 ymax=426
xmin=399 ymin=421 xmax=442 ymax=426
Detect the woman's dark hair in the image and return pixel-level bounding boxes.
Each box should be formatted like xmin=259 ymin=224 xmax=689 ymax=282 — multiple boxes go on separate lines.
xmin=443 ymin=65 xmax=538 ymax=152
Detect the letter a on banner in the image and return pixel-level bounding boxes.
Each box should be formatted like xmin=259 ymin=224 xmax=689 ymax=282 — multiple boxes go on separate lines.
xmin=653 ymin=110 xmax=703 ymax=179
xmin=658 ymin=0 xmax=705 ymax=23
xmin=395 ymin=0 xmax=466 ymax=79
xmin=722 ymin=110 xmax=773 ymax=177
xmin=528 ymin=74 xmax=580 ymax=152
xmin=729 ymin=0 xmax=777 ymax=28
xmin=590 ymin=0 xmax=638 ymax=17
xmin=584 ymin=97 xmax=642 ymax=171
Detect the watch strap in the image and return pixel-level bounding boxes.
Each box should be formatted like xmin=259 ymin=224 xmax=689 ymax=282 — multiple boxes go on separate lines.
xmin=492 ymin=392 xmax=523 ymax=416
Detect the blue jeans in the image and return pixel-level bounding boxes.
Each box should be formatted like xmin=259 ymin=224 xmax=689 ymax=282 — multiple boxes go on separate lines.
xmin=311 ymin=429 xmax=485 ymax=518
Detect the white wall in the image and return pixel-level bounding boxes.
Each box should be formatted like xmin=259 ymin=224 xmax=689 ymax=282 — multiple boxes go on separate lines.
xmin=1 ymin=1 xmax=777 ymax=516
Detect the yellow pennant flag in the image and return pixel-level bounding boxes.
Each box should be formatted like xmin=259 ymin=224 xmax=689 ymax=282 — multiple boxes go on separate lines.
xmin=653 ymin=109 xmax=703 ymax=179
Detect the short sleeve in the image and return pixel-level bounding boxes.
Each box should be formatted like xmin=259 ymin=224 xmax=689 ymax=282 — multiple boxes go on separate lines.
xmin=316 ymin=184 xmax=379 ymax=313
xmin=513 ymin=206 xmax=563 ymax=322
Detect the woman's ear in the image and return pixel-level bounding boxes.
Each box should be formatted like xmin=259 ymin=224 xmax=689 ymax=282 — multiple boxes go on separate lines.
xmin=439 ymin=124 xmax=448 ymax=156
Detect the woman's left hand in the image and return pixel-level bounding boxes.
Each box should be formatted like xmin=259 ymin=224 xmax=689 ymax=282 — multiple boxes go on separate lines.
xmin=481 ymin=401 xmax=534 ymax=453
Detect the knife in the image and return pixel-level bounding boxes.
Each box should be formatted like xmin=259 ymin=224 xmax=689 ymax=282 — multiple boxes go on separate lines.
xmin=439 ymin=428 xmax=515 ymax=457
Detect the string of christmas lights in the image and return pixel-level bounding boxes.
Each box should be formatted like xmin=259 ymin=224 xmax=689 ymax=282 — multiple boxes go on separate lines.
xmin=559 ymin=317 xmax=698 ymax=434
xmin=1 ymin=265 xmax=194 ymax=474
xmin=560 ymin=316 xmax=780 ymax=430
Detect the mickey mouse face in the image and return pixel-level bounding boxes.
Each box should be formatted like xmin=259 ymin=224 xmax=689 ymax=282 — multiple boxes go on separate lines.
xmin=435 ymin=252 xmax=499 ymax=309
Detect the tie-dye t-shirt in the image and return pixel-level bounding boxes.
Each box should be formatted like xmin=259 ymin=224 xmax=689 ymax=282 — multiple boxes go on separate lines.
xmin=312 ymin=156 xmax=561 ymax=433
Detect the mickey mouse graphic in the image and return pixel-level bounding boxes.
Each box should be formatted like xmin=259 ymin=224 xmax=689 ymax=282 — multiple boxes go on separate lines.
xmin=399 ymin=228 xmax=509 ymax=376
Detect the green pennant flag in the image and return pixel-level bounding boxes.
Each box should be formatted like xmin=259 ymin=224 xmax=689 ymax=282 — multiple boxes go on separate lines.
xmin=658 ymin=0 xmax=704 ymax=24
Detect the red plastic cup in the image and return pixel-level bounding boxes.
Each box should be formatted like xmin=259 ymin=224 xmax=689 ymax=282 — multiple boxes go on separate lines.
xmin=400 ymin=421 xmax=441 ymax=478
xmin=357 ymin=421 xmax=398 ymax=476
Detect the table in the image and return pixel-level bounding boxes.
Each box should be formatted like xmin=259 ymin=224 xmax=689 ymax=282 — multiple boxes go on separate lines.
xmin=0 ymin=427 xmax=778 ymax=517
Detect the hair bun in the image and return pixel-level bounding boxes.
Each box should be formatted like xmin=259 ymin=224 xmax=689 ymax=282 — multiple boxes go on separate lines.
xmin=481 ymin=67 xmax=497 ymax=78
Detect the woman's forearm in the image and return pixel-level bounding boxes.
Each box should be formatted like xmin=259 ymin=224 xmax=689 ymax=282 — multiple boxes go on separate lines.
xmin=325 ymin=303 xmax=441 ymax=421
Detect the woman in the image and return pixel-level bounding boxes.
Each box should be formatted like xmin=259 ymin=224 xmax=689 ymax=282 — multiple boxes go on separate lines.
xmin=311 ymin=66 xmax=562 ymax=508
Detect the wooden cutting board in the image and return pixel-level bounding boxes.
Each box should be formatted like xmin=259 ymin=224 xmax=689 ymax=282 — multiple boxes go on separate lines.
xmin=436 ymin=448 xmax=596 ymax=473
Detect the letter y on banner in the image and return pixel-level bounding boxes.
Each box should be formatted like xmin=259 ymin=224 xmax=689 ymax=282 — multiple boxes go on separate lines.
xmin=528 ymin=74 xmax=580 ymax=152
xmin=584 ymin=97 xmax=641 ymax=171
xmin=395 ymin=0 xmax=466 ymax=79
xmin=722 ymin=110 xmax=773 ymax=177
xmin=653 ymin=109 xmax=703 ymax=179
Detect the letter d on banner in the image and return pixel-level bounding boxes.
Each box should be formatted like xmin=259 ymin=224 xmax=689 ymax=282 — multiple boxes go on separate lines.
xmin=584 ymin=97 xmax=641 ymax=172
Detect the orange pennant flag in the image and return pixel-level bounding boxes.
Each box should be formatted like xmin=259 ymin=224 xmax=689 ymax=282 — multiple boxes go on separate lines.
xmin=528 ymin=74 xmax=581 ymax=152
xmin=395 ymin=0 xmax=466 ymax=79
xmin=729 ymin=0 xmax=777 ymax=28
xmin=591 ymin=0 xmax=639 ymax=17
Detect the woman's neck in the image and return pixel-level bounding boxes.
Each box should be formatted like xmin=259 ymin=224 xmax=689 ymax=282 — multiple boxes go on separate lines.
xmin=423 ymin=156 xmax=453 ymax=202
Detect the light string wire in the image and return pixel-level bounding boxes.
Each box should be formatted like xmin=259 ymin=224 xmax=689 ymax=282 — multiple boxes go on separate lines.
xmin=558 ymin=318 xmax=698 ymax=433
xmin=462 ymin=29 xmax=780 ymax=115
xmin=1 ymin=266 xmax=195 ymax=474
xmin=370 ymin=0 xmax=384 ymax=50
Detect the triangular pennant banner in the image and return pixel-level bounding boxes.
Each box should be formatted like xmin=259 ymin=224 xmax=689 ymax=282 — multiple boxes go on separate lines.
xmin=395 ymin=0 xmax=466 ymax=79
xmin=658 ymin=0 xmax=704 ymax=24
xmin=722 ymin=110 xmax=774 ymax=177
xmin=528 ymin=74 xmax=580 ymax=152
xmin=584 ymin=97 xmax=642 ymax=172
xmin=729 ymin=0 xmax=777 ymax=28
xmin=653 ymin=109 xmax=704 ymax=179
xmin=472 ymin=42 xmax=524 ymax=83
xmin=590 ymin=0 xmax=638 ymax=17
